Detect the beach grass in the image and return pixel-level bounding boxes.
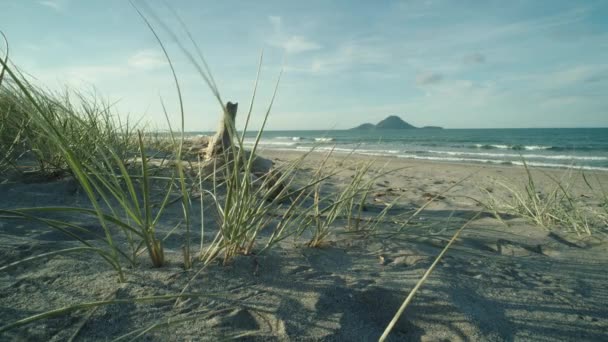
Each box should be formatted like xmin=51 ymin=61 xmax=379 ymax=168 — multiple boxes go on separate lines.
xmin=480 ymin=160 xmax=599 ymax=236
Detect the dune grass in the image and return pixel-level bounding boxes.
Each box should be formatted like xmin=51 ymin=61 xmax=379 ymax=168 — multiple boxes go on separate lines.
xmin=480 ymin=160 xmax=599 ymax=236
xmin=583 ymin=172 xmax=608 ymax=234
xmin=0 ymin=77 xmax=136 ymax=180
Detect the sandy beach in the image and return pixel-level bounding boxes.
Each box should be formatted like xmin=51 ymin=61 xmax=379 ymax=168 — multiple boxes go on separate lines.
xmin=1 ymin=149 xmax=607 ymax=341
xmin=2 ymin=1 xmax=607 ymax=340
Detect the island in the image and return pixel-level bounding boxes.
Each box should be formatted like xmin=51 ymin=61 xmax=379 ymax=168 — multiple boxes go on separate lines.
xmin=350 ymin=115 xmax=442 ymax=130
xmin=421 ymin=126 xmax=443 ymax=129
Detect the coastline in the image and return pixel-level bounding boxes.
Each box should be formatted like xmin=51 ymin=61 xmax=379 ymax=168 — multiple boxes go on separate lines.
xmin=259 ymin=147 xmax=608 ymax=178
xmin=236 ymin=127 xmax=608 ymax=173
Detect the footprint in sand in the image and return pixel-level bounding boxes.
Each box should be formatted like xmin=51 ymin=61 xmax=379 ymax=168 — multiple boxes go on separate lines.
xmin=495 ymin=238 xmax=543 ymax=257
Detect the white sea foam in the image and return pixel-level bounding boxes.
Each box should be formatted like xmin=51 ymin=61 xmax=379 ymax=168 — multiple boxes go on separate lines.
xmin=251 ymin=142 xmax=608 ymax=172
xmin=396 ymin=155 xmax=608 ymax=171
xmin=397 ymin=154 xmax=509 ymax=164
xmin=474 ymin=144 xmax=552 ymax=150
xmin=275 ymin=136 xmax=304 ymax=141
xmin=426 ymin=150 xmax=608 ymax=161
xmin=243 ymin=141 xmax=298 ymax=147
xmin=314 ymin=137 xmax=335 ymax=142
xmin=475 ymin=144 xmax=510 ymax=149
xmin=524 ymin=145 xmax=552 ymax=150
xmin=296 ymin=146 xmax=399 ymax=155
xmin=511 ymin=161 xmax=608 ymax=172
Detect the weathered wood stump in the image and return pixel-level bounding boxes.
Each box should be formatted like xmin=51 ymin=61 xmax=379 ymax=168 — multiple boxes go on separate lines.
xmin=204 ymin=102 xmax=238 ymax=160
xmin=199 ymin=102 xmax=285 ymax=200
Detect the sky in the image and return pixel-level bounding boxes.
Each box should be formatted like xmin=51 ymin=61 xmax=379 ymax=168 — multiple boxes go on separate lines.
xmin=1 ymin=0 xmax=607 ymax=130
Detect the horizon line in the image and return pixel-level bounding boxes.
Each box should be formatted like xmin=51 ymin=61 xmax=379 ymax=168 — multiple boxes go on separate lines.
xmin=178 ymin=126 xmax=608 ymax=133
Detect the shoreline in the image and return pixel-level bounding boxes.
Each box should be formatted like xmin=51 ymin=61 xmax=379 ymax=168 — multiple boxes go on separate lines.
xmin=258 ymin=147 xmax=608 ymax=176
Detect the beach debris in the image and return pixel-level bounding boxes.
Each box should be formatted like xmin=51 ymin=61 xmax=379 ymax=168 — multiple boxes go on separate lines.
xmin=198 ymin=102 xmax=285 ymax=199
xmin=496 ymin=238 xmax=543 ymax=256
xmin=422 ymin=192 xmax=446 ymax=200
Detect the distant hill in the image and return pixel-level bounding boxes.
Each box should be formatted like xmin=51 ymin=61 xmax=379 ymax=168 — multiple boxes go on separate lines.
xmin=376 ymin=116 xmax=416 ymax=129
xmin=351 ymin=115 xmax=442 ymax=130
xmin=352 ymin=123 xmax=376 ymax=130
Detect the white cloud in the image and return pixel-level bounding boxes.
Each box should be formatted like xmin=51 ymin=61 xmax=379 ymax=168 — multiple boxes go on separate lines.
xmin=504 ymin=64 xmax=608 ymax=90
xmin=127 ymin=50 xmax=167 ymax=70
xmin=38 ymin=1 xmax=62 ymax=12
xmin=268 ymin=16 xmax=282 ymax=32
xmin=267 ymin=16 xmax=321 ymax=55
xmin=546 ymin=65 xmax=608 ymax=86
xmin=63 ymin=65 xmax=125 ymax=86
xmin=306 ymin=40 xmax=390 ymax=73
xmin=282 ymin=36 xmax=321 ymax=54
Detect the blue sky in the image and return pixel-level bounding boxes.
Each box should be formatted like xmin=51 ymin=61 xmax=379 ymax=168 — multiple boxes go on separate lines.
xmin=1 ymin=0 xmax=607 ymax=130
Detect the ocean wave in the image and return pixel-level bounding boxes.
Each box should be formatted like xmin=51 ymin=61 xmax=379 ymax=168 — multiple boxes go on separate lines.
xmin=471 ymin=144 xmax=608 ymax=152
xmin=396 ymin=154 xmax=608 ymax=171
xmin=426 ymin=150 xmax=608 ymax=161
xmin=275 ymin=136 xmax=304 ymax=141
xmin=244 ymin=141 xmax=298 ymax=147
xmin=397 ymin=154 xmax=511 ymax=165
xmin=254 ymin=146 xmax=608 ymax=171
xmin=520 ymin=145 xmax=551 ymax=151
xmin=475 ymin=144 xmax=510 ymax=150
xmin=295 ymin=146 xmax=400 ymax=155
xmin=252 ymin=143 xmax=608 ymax=172
xmin=474 ymin=144 xmax=552 ymax=150
xmin=546 ymin=146 xmax=608 ymax=152
xmin=314 ymin=137 xmax=335 ymax=142
xmin=511 ymin=161 xmax=608 ymax=172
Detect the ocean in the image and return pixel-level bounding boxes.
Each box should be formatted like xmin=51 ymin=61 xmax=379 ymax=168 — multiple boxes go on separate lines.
xmin=195 ymin=128 xmax=608 ymax=171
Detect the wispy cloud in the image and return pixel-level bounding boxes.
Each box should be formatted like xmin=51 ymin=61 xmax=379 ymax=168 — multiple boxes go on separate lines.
xmin=127 ymin=49 xmax=167 ymax=70
xmin=282 ymin=36 xmax=321 ymax=54
xmin=268 ymin=15 xmax=282 ymax=32
xmin=546 ymin=65 xmax=608 ymax=86
xmin=306 ymin=39 xmax=391 ymax=73
xmin=267 ymin=16 xmax=321 ymax=54
xmin=64 ymin=65 xmax=125 ymax=85
xmin=503 ymin=64 xmax=608 ymax=90
xmin=38 ymin=0 xmax=63 ymax=12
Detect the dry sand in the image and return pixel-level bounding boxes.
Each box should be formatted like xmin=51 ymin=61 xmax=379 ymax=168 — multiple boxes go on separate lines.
xmin=1 ymin=150 xmax=607 ymax=341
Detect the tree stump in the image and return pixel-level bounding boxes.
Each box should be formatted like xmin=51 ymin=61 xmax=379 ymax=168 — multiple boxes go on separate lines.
xmin=199 ymin=102 xmax=285 ymax=200
xmin=204 ymin=102 xmax=239 ymax=160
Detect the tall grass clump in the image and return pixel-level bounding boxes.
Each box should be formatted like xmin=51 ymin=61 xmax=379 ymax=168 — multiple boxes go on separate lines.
xmin=0 ymin=65 xmax=125 ymax=280
xmin=0 ymin=45 xmax=193 ymax=279
xmin=583 ymin=173 xmax=608 ymax=235
xmin=481 ymin=160 xmax=596 ymax=236
xmin=136 ymin=4 xmax=341 ymax=265
xmin=0 ymin=45 xmax=134 ymax=179
xmin=303 ymin=156 xmax=396 ymax=247
xmin=195 ymin=71 xmax=325 ymax=265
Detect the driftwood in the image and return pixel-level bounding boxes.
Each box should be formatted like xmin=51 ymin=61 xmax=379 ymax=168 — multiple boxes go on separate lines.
xmin=199 ymin=102 xmax=284 ymax=199
xmin=204 ymin=102 xmax=238 ymax=160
